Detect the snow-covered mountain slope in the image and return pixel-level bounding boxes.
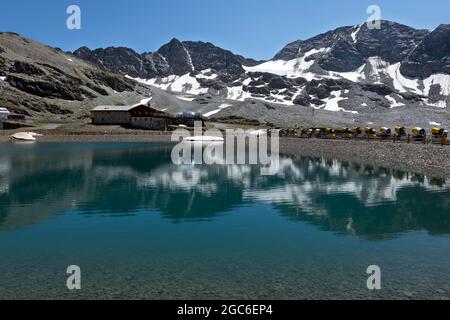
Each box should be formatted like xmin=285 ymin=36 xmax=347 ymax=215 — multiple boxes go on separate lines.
xmin=129 ymin=53 xmax=450 ymax=112
xmin=74 ymin=20 xmax=450 ymax=117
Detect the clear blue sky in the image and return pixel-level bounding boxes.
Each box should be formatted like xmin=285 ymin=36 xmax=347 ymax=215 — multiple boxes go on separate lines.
xmin=0 ymin=0 xmax=448 ymax=60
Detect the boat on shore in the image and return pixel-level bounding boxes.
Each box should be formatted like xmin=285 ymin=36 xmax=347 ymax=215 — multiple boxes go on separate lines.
xmin=10 ymin=132 xmax=43 ymax=142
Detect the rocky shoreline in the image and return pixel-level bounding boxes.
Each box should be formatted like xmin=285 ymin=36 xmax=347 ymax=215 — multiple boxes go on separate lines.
xmin=279 ymin=138 xmax=450 ymax=179
xmin=0 ymin=133 xmax=173 ymax=143
xmin=1 ymin=131 xmax=450 ymax=178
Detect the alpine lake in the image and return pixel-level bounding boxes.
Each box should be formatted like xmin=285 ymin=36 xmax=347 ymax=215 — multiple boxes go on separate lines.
xmin=0 ymin=142 xmax=449 ymax=299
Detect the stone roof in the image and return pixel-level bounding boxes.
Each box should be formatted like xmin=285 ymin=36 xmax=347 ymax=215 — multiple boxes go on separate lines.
xmin=92 ymin=105 xmax=136 ymax=112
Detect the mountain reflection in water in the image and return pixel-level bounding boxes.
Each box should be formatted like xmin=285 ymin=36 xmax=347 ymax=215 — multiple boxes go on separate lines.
xmin=0 ymin=142 xmax=449 ymax=240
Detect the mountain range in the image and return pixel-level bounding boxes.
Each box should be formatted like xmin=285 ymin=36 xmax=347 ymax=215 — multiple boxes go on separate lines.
xmin=1 ymin=20 xmax=450 ymax=127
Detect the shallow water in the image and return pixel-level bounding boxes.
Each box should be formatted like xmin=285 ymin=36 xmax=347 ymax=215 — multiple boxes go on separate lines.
xmin=0 ymin=142 xmax=449 ymax=299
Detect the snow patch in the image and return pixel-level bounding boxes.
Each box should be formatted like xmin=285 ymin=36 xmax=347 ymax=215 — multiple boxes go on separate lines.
xmin=242 ymin=78 xmax=252 ymax=86
xmin=332 ymin=64 xmax=366 ymax=82
xmin=184 ymin=46 xmax=195 ymax=71
xmin=196 ymin=69 xmax=218 ymax=80
xmin=227 ymin=86 xmax=252 ymax=101
xmin=136 ymin=97 xmax=153 ymax=106
xmin=203 ymin=104 xmax=233 ymax=117
xmin=177 ymin=95 xmax=195 ymax=102
xmin=169 ymin=74 xmax=204 ymax=93
xmin=351 ymin=24 xmax=363 ymax=43
xmin=427 ymin=100 xmax=447 ymax=108
xmin=386 ymin=63 xmax=421 ymax=94
xmin=423 ymin=74 xmax=450 ymax=96
xmin=385 ymin=95 xmax=405 ymax=108
xmin=322 ymin=91 xmax=358 ymax=114
xmin=0 ymin=76 xmax=6 ymax=81
xmin=366 ymin=57 xmax=389 ymax=83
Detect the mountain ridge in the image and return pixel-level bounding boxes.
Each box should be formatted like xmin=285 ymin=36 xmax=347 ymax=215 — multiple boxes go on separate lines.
xmin=79 ymin=20 xmax=447 ymax=114
xmin=74 ymin=38 xmax=263 ymax=79
xmin=1 ymin=20 xmax=450 ymax=128
xmin=0 ymin=32 xmax=152 ymax=119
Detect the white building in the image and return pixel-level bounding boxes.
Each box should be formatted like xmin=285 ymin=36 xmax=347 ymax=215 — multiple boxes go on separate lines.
xmin=0 ymin=108 xmax=10 ymax=120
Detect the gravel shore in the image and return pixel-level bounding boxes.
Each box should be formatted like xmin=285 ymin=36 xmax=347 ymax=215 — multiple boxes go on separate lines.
xmin=279 ymin=138 xmax=450 ymax=179
xmin=3 ymin=134 xmax=173 ymax=143
xmin=0 ymin=129 xmax=173 ymax=143
xmin=1 ymin=130 xmax=450 ymax=178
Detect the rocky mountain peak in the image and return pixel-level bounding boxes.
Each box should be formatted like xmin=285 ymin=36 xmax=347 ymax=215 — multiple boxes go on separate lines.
xmin=273 ymin=20 xmax=429 ymax=72
xmin=157 ymin=38 xmax=194 ymax=75
xmin=74 ymin=46 xmax=144 ymax=77
xmin=73 ymin=38 xmax=257 ymax=81
xmin=401 ymin=24 xmax=450 ymax=78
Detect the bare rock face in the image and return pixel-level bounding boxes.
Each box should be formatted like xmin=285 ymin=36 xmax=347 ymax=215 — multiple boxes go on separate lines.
xmin=83 ymin=70 xmax=135 ymax=92
xmin=182 ymin=41 xmax=247 ymax=80
xmin=157 ymin=38 xmax=195 ymax=76
xmin=274 ymin=21 xmax=429 ymax=73
xmin=74 ymin=38 xmax=259 ymax=82
xmin=361 ymin=83 xmax=394 ymax=96
xmin=401 ymin=24 xmax=450 ymax=78
xmin=0 ymin=32 xmax=150 ymax=119
xmin=11 ymin=61 xmax=46 ymax=76
xmin=6 ymin=75 xmax=87 ymax=100
xmin=74 ymin=46 xmax=145 ymax=78
xmin=273 ymin=40 xmax=304 ymax=61
xmin=353 ymin=21 xmax=428 ymax=64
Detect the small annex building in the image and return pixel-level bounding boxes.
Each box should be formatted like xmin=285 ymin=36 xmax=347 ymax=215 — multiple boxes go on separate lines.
xmin=0 ymin=107 xmax=11 ymax=130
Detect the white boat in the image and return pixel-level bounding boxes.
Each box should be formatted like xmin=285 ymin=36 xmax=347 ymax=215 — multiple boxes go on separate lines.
xmin=24 ymin=132 xmax=43 ymax=137
xmin=10 ymin=132 xmax=42 ymax=142
xmin=183 ymin=136 xmax=224 ymax=142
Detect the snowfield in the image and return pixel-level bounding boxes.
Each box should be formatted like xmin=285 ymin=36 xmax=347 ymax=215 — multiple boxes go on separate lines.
xmin=196 ymin=69 xmax=218 ymax=80
xmin=244 ymin=48 xmax=331 ymax=81
xmin=125 ymin=51 xmax=449 ymax=115
xmin=226 ymin=86 xmax=252 ymax=101
xmin=128 ymin=74 xmax=208 ymax=95
xmin=385 ymin=95 xmax=405 ymax=108
xmin=386 ymin=63 xmax=422 ymax=94
xmin=424 ymin=74 xmax=450 ymax=96
xmin=322 ymin=91 xmax=358 ymax=114
xmin=176 ymin=95 xmax=196 ymax=102
xmin=427 ymin=100 xmax=447 ymax=108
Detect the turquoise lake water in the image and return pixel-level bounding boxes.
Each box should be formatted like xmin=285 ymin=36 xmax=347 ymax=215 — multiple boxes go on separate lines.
xmin=0 ymin=142 xmax=449 ymax=299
